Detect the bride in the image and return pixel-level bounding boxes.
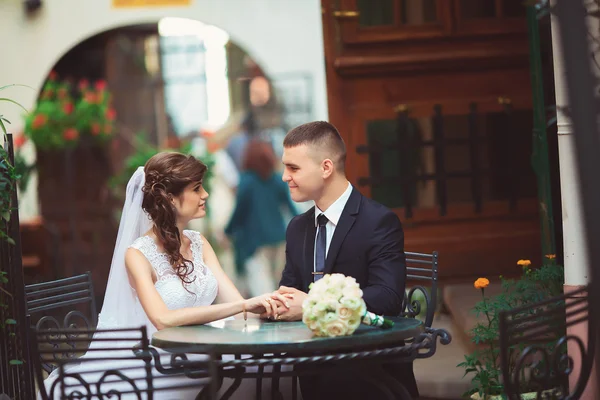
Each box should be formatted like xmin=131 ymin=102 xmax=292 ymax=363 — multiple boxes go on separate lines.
xmin=41 ymin=152 xmax=290 ymax=399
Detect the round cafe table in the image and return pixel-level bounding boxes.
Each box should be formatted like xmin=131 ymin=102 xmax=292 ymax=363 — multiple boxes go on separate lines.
xmin=151 ymin=316 xmax=446 ymax=400
xmin=152 ymin=316 xmax=423 ymax=355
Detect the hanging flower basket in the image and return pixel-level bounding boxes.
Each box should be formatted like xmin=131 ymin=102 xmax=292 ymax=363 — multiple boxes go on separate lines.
xmin=24 ymin=72 xmax=116 ymax=151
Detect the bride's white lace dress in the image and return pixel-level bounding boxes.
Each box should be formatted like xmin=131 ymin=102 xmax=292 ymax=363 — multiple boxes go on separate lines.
xmin=130 ymin=229 xmax=219 ymax=338
xmin=42 ymin=230 xmax=227 ymax=399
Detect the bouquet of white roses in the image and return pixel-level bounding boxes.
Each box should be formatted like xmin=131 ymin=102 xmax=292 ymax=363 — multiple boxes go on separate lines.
xmin=302 ymin=273 xmax=394 ymax=337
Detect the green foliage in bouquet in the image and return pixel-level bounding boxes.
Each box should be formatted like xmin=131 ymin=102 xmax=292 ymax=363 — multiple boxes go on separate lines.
xmin=458 ymin=257 xmax=565 ymax=398
xmin=24 ymin=72 xmax=116 ymax=150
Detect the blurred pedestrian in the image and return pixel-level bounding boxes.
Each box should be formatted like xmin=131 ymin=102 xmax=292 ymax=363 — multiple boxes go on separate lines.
xmin=225 ymin=140 xmax=298 ymax=296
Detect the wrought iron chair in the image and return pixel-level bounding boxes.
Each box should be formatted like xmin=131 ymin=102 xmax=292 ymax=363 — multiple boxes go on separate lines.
xmin=401 ymin=251 xmax=439 ymax=328
xmin=30 ymin=325 xmax=218 ymax=400
xmin=25 ymin=272 xmax=98 ymax=374
xmin=278 ymin=251 xmax=444 ymax=400
xmin=25 ymin=271 xmax=98 ymax=329
xmin=499 ymin=285 xmax=593 ymax=400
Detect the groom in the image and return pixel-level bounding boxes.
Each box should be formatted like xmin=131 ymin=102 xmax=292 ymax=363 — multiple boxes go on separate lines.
xmin=266 ymin=121 xmax=418 ymax=399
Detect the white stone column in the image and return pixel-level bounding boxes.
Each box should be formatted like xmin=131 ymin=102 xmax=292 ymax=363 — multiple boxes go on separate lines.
xmin=551 ymin=1 xmax=597 ymax=397
xmin=551 ymin=0 xmax=592 ymax=287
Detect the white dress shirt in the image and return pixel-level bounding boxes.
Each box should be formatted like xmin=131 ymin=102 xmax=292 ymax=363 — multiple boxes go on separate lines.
xmin=314 ymin=182 xmax=353 ymax=272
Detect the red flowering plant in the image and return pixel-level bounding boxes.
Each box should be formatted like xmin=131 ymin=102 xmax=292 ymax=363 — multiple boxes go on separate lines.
xmin=24 ymin=72 xmax=116 ymax=150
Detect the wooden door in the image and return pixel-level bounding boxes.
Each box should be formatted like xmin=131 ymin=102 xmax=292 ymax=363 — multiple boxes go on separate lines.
xmin=322 ymin=0 xmax=542 ymax=280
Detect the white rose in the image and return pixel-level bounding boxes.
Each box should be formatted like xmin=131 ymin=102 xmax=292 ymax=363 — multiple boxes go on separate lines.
xmin=343 ymin=276 xmax=357 ymax=288
xmin=347 ymin=317 xmax=361 ymax=333
xmin=337 ymin=306 xmax=354 ymax=320
xmin=314 ymin=301 xmax=329 ymax=314
xmin=307 ymin=320 xmax=319 ymax=331
xmin=303 ymin=312 xmax=320 ymax=331
xmin=321 ymin=311 xmax=338 ymax=325
xmin=324 ymin=299 xmax=340 ymax=312
xmin=342 ymin=286 xmax=363 ymax=299
xmin=340 ymin=296 xmax=364 ymax=311
xmin=303 ymin=297 xmax=318 ymax=311
xmin=323 ymin=320 xmax=349 ymax=337
xmin=358 ymin=302 xmax=367 ymax=317
xmin=329 ymin=273 xmax=346 ymax=288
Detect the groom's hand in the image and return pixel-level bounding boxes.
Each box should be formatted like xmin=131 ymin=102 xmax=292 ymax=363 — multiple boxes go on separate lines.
xmin=260 ymin=286 xmax=307 ymax=321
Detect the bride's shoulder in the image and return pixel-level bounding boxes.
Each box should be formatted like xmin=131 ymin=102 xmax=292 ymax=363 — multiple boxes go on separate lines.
xmin=184 ymin=229 xmax=205 ymax=245
xmin=129 ymin=234 xmax=153 ymax=250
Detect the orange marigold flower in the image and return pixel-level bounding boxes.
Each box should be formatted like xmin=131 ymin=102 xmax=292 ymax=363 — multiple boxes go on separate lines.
xmin=474 ymin=278 xmax=490 ymax=290
xmin=545 ymin=254 xmax=556 ymax=260
xmin=517 ymin=259 xmax=531 ymax=267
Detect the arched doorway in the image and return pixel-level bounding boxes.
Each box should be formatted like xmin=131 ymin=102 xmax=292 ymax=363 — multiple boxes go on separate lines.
xmin=23 ymin=17 xmax=292 ymax=305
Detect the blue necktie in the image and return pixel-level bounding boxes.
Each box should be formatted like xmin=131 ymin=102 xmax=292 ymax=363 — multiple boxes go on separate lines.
xmin=314 ymin=214 xmax=328 ymax=282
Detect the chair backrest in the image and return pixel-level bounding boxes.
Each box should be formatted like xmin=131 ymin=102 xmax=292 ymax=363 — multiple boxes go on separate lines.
xmin=25 ymin=272 xmax=98 ymax=332
xmin=31 ymin=325 xmax=216 ymax=400
xmin=400 ymin=251 xmax=439 ymax=328
xmin=31 ymin=326 xmax=150 ymax=400
xmin=499 ymin=286 xmax=590 ymax=400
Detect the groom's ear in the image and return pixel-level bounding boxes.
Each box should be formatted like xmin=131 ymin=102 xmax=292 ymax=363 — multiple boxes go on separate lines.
xmin=322 ymin=158 xmax=334 ymax=178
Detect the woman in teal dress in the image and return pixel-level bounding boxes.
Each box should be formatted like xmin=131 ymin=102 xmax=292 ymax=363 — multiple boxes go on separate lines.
xmin=225 ymin=140 xmax=298 ymax=296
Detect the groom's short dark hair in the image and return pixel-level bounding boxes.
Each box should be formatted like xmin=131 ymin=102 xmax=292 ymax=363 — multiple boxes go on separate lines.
xmin=283 ymin=121 xmax=346 ymax=171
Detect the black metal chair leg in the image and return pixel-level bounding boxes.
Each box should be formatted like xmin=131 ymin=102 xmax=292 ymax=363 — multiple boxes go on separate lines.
xmin=271 ymin=362 xmax=282 ymax=400
xmin=256 ymin=365 xmax=264 ymax=399
xmin=291 ymin=375 xmax=298 ymax=400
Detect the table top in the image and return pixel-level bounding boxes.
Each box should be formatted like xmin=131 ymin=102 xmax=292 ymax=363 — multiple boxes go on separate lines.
xmin=152 ymin=316 xmax=423 ymax=355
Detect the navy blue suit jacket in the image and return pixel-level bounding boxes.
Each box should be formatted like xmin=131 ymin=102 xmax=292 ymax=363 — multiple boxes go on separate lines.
xmin=280 ymin=186 xmax=406 ymax=316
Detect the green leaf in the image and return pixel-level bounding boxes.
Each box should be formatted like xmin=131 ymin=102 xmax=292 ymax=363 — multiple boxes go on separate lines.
xmin=0 ymin=83 xmax=33 ymax=92
xmin=0 ymin=118 xmax=7 ymax=136
xmin=0 ymin=98 xmax=28 ymax=113
xmin=9 ymin=359 xmax=23 ymax=365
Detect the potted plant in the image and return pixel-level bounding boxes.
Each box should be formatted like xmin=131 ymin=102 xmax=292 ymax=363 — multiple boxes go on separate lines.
xmin=24 ymin=72 xmax=115 ymax=151
xmin=21 ymin=72 xmax=118 ymax=283
xmin=459 ymin=257 xmax=564 ymax=399
xmin=23 ymin=72 xmax=117 ymax=204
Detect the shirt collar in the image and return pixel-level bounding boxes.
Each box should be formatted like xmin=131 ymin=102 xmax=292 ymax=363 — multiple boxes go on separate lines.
xmin=315 ymin=182 xmax=352 ymax=227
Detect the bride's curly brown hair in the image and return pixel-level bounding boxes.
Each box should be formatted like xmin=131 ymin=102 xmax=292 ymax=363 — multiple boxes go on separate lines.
xmin=141 ymin=152 xmax=207 ymax=285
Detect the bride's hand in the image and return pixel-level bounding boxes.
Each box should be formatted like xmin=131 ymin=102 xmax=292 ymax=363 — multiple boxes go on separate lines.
xmin=244 ymin=292 xmax=291 ymax=316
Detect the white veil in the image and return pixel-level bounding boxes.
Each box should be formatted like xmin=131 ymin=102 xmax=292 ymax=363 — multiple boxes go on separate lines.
xmin=96 ymin=166 xmax=153 ymax=331
xmin=42 ymin=167 xmax=153 ymax=390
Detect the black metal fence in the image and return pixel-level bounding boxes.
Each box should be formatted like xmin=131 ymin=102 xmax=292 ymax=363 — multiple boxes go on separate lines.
xmin=0 ymin=134 xmax=34 ymax=399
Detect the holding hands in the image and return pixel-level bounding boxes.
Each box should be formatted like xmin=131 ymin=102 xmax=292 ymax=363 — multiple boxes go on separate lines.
xmin=260 ymin=286 xmax=307 ymax=321
xmin=243 ymin=291 xmax=292 ymax=317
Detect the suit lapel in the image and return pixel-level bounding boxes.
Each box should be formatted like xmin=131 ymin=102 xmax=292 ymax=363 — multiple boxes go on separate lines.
xmin=323 ymin=188 xmax=361 ymax=275
xmin=302 ymin=207 xmax=316 ymax=289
